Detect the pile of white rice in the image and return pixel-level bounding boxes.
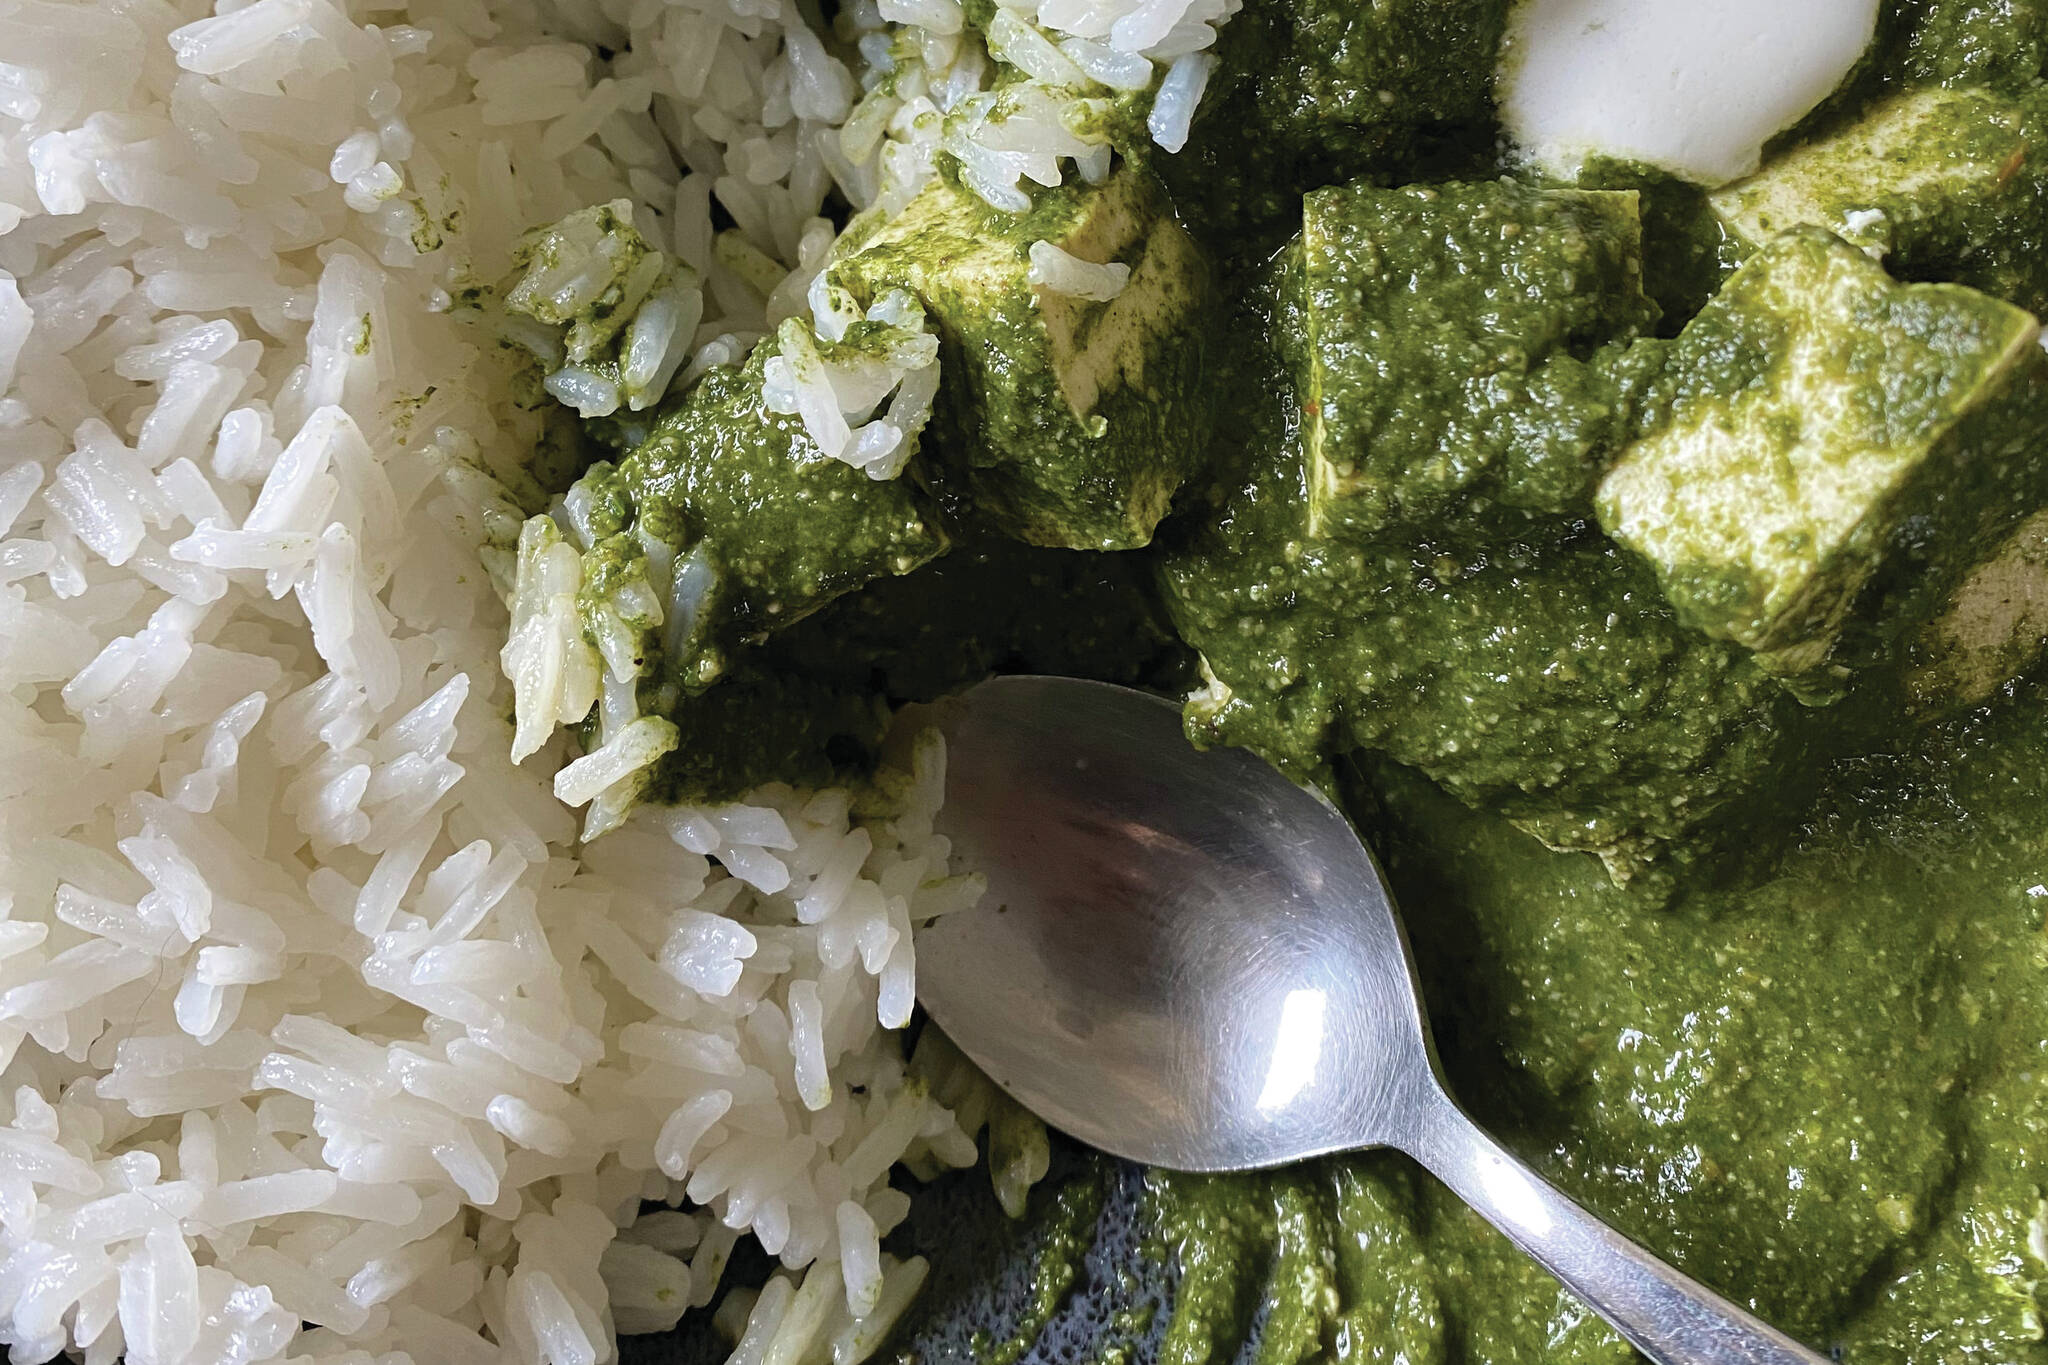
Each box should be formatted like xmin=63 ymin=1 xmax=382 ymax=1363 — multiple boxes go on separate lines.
xmin=0 ymin=0 xmax=1228 ymax=1357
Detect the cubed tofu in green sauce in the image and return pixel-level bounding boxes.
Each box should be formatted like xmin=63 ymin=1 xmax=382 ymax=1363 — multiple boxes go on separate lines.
xmin=1157 ymin=255 xmax=1791 ymax=882
xmin=1162 ymin=198 xmax=2048 ymax=884
xmin=1296 ymin=179 xmax=1662 ymax=538
xmin=1597 ymin=227 xmax=2048 ymax=687
xmin=1900 ymin=508 xmax=2048 ymax=707
xmin=835 ymin=166 xmax=1210 ymax=551
xmin=1714 ymin=84 xmax=2048 ymax=314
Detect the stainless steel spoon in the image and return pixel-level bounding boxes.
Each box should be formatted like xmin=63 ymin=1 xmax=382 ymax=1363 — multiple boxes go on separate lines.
xmin=913 ymin=675 xmax=1832 ymax=1365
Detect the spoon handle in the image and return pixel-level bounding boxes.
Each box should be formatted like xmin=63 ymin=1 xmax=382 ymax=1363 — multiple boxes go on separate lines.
xmin=1405 ymin=1089 xmax=1831 ymax=1365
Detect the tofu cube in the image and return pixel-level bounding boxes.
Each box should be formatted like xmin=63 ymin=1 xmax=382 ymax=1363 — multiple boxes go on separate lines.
xmin=1296 ymin=179 xmax=1658 ymax=538
xmin=1905 ymin=509 xmax=2048 ymax=708
xmin=1711 ymin=84 xmax=2048 ymax=312
xmin=1596 ymin=227 xmax=2047 ymax=682
xmin=836 ymin=165 xmax=1209 ymax=551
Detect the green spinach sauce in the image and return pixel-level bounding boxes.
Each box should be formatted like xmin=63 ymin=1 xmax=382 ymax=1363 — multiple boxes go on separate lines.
xmin=1139 ymin=674 xmax=2048 ymax=1363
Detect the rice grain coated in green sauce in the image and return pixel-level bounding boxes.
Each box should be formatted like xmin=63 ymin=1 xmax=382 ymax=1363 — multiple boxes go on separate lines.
xmin=548 ymin=0 xmax=2048 ymax=1358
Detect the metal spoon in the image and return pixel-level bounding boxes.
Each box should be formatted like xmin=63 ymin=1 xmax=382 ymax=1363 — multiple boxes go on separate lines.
xmin=913 ymin=675 xmax=1831 ymax=1365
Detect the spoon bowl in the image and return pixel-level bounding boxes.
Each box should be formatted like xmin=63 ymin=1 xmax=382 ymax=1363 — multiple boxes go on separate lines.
xmin=914 ymin=675 xmax=1833 ymax=1365
xmin=914 ymin=675 xmax=1436 ymax=1170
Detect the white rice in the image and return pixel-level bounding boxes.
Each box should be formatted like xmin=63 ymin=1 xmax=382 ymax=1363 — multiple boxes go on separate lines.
xmin=1027 ymin=240 xmax=1132 ymax=300
xmin=0 ymin=0 xmax=1223 ymax=1353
